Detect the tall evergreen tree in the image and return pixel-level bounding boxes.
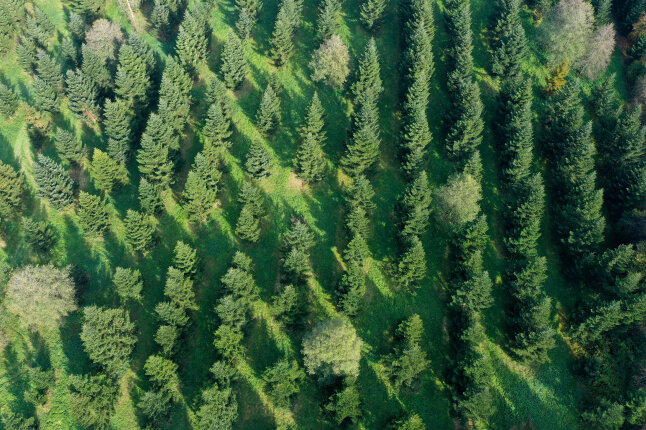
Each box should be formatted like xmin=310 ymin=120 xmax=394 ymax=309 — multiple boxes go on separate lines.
xmin=491 ymin=0 xmax=527 ymax=78
xmin=0 ymin=82 xmax=19 ymax=117
xmin=296 ymin=132 xmax=326 ymax=183
xmin=78 ymin=191 xmax=110 ymax=236
xmin=32 ymin=76 xmax=59 ymax=114
xmin=176 ymin=9 xmax=208 ymax=73
xmin=221 ymin=30 xmax=248 ymax=90
xmin=114 ymin=43 xmax=150 ymax=105
xmin=124 ymin=209 xmax=155 ymax=252
xmin=0 ymin=160 xmax=23 ymax=219
xmin=245 ymin=141 xmax=274 ymax=178
xmin=36 ymin=50 xmax=63 ymax=90
xmin=256 ymin=84 xmax=281 ymax=135
xmin=139 ymin=177 xmax=163 ymax=215
xmin=399 ymin=171 xmax=432 ymax=237
xmin=238 ymin=182 xmax=265 ymax=218
xmin=360 ymin=0 xmax=387 ymax=32
xmin=203 ymin=102 xmax=232 ymax=149
xmin=91 ymin=148 xmax=128 ymax=194
xmin=270 ymin=0 xmax=298 ymax=66
xmin=317 ymin=0 xmax=340 ymax=41
xmin=33 ymin=154 xmax=74 ymax=209
xmin=396 ymin=236 xmax=427 ymax=293
xmin=137 ymin=129 xmax=173 ymax=187
xmin=66 ymin=69 xmax=100 ymax=123
xmin=81 ymin=44 xmax=112 ymax=90
xmin=104 ymin=98 xmax=133 ymax=163
xmin=54 ymin=128 xmax=85 ymax=164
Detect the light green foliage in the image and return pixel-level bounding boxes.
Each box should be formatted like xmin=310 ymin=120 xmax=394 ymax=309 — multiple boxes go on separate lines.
xmin=81 ymin=306 xmax=136 ymax=375
xmin=78 ymin=191 xmax=109 ymax=236
xmin=302 ymin=318 xmax=362 ymax=380
xmin=113 ymin=267 xmax=143 ymax=302
xmin=91 ymin=148 xmax=128 ymax=194
xmin=124 ymin=209 xmax=155 ymax=252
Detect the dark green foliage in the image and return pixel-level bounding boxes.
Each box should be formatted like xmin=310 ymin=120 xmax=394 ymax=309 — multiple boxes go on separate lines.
xmin=206 ymin=76 xmax=232 ymax=119
xmin=317 ymin=0 xmax=340 ymax=41
xmin=343 ymin=233 xmax=370 ymax=264
xmin=403 ymin=0 xmax=435 ymax=42
xmin=26 ymin=6 xmax=54 ymax=46
xmin=165 ymin=266 xmax=197 ymax=311
xmin=444 ymin=0 xmax=483 ymax=164
xmin=104 ymin=98 xmax=133 ymax=163
xmin=155 ymin=324 xmax=179 ymax=355
xmin=326 ymin=384 xmax=362 ymax=425
xmin=221 ymin=30 xmax=248 ymax=90
xmin=80 ymin=306 xmax=136 ymax=376
xmin=245 ymin=140 xmax=274 ymax=178
xmin=236 ymin=204 xmax=261 ymax=242
xmin=195 ymin=384 xmax=238 ymax=430
xmin=396 ymin=236 xmax=427 ymax=293
xmin=81 ymin=44 xmax=111 ymax=90
xmin=16 ymin=37 xmax=37 ymax=71
xmin=203 ymin=101 xmax=232 ymax=148
xmin=174 ymin=240 xmax=198 ymax=277
xmin=236 ymin=7 xmax=255 ymax=40
xmin=342 ymin=39 xmax=382 ymax=175
xmin=114 ymin=44 xmax=150 ymax=105
xmin=32 ymin=76 xmax=58 ymax=114
xmin=270 ymin=0 xmax=299 ymax=65
xmin=138 ymin=389 xmax=172 ymax=421
xmin=338 ymin=262 xmax=366 ymax=316
xmin=137 ymin=125 xmax=173 ymax=187
xmin=346 ymin=174 xmax=376 ymax=212
xmin=504 ymin=174 xmax=544 ymax=259
xmin=36 ymin=50 xmax=63 ymax=90
xmin=54 ymin=128 xmax=85 ymax=164
xmin=0 ymin=82 xmax=19 ymax=117
xmin=61 ymin=38 xmax=78 ymax=67
xmin=138 ymin=178 xmax=163 ymax=214
xmin=23 ymin=217 xmax=57 ymax=254
xmin=346 ymin=206 xmax=370 ymax=238
xmin=238 ymin=182 xmax=265 ymax=217
xmin=221 ymin=252 xmax=259 ymax=302
xmin=214 ymin=324 xmax=245 ymax=360
xmin=581 ymin=399 xmax=625 ymax=430
xmin=296 ymin=93 xmax=326 ymax=182
xmin=0 ymin=0 xmax=24 ymax=54
xmin=399 ymin=171 xmax=432 ymax=237
xmin=68 ymin=373 xmax=119 ymax=430
xmin=283 ymin=218 xmax=315 ymax=252
xmin=256 ymin=84 xmax=281 ymax=135
xmin=491 ymin=0 xmax=527 ymax=78
xmin=68 ymin=12 xmax=85 ymax=40
xmin=156 ymin=301 xmax=189 ymax=327
xmin=216 ymin=294 xmax=248 ymax=329
xmin=145 ymin=354 xmax=179 ymax=393
xmin=66 ymin=69 xmax=100 ymax=123
xmin=183 ymin=169 xmax=212 ymax=222
xmin=33 ymin=154 xmax=74 ymax=209
xmin=175 ymin=7 xmax=208 ymax=73
xmin=124 ymin=209 xmax=155 ymax=252
xmin=113 ymin=267 xmax=143 ymax=302
xmin=544 ymin=82 xmax=605 ymax=266
xmin=91 ymin=148 xmax=128 ymax=194
xmin=392 ymin=413 xmax=426 ymax=430
xmin=236 ymin=0 xmax=262 ymax=20
xmin=0 ymin=160 xmax=23 ymax=218
xmin=78 ymin=191 xmax=109 ymax=236
xmin=262 ymin=359 xmax=304 ymax=407
xmin=388 ymin=314 xmax=429 ymax=390
xmin=272 ymin=284 xmax=299 ymax=324
xmin=360 ymin=0 xmax=387 ymax=32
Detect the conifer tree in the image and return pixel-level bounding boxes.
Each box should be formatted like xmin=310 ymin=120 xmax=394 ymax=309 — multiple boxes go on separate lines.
xmin=301 ymin=92 xmax=326 ymax=142
xmin=245 ymin=141 xmax=273 ymax=178
xmin=104 ymin=98 xmax=133 ymax=163
xmin=66 ymin=69 xmax=100 ymax=123
xmin=338 ymin=262 xmax=366 ymax=316
xmin=36 ymin=50 xmax=64 ymax=90
xmin=346 ymin=174 xmax=376 ymax=212
xmin=124 ymin=209 xmax=155 ymax=252
xmin=32 ymin=76 xmax=59 ymax=114
xmin=0 ymin=160 xmax=23 ymax=219
xmin=81 ymin=44 xmax=112 ymax=90
xmin=162 ymin=56 xmax=193 ymax=100
xmin=137 ymin=131 xmax=173 ymax=187
xmin=193 ymin=152 xmax=222 ymax=202
xmin=0 ymin=82 xmax=18 ymax=117
xmin=165 ymin=267 xmax=197 ymax=311
xmin=396 ymin=236 xmax=427 ymax=293
xmin=504 ymin=174 xmax=544 ymax=259
xmin=360 ymin=0 xmax=387 ymax=32
xmin=54 ymin=128 xmax=85 ymax=164
xmin=221 ymin=30 xmax=248 ymax=90
xmin=183 ymin=170 xmax=212 ymax=223
xmin=33 ymin=154 xmax=74 ymax=209
xmin=174 ymin=241 xmax=198 ymax=277
xmin=389 ymin=314 xmax=429 ymax=389
xmin=114 ymin=44 xmax=150 ymax=105
xmin=270 ymin=0 xmax=298 ymax=66
xmin=203 ymin=102 xmax=232 ymax=148
xmin=317 ymin=0 xmax=340 ymax=41
xmin=23 ymin=217 xmax=57 ymax=253
xmin=91 ymin=148 xmax=128 ymax=194
xmin=113 ymin=267 xmax=143 ymax=302
xmin=238 ymin=182 xmax=265 ymax=218
xmin=444 ymin=0 xmax=483 ymax=164
xmin=296 ymin=132 xmax=326 ymax=183
xmin=256 ymin=84 xmax=281 ymax=135
xmin=26 ymin=6 xmax=54 ymax=46
xmin=236 ymin=204 xmax=261 ymax=243
xmin=236 ymin=7 xmax=254 ymax=40
xmin=206 ymin=76 xmax=232 ymax=119
xmin=16 ymin=36 xmax=37 ymax=71
xmin=61 ymin=37 xmax=78 ymax=67
xmin=176 ymin=9 xmax=208 ymax=73
xmin=139 ymin=178 xmax=163 ymax=215
xmin=399 ymin=171 xmax=432 ymax=237
xmin=236 ymin=0 xmax=262 ymax=20
xmin=491 ymin=0 xmax=527 ymax=78
xmin=78 ymin=191 xmax=109 ymax=236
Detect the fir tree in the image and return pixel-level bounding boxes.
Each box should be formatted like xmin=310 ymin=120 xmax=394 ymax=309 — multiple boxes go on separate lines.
xmin=397 ymin=236 xmax=427 ymax=293
xmin=206 ymin=76 xmax=232 ymax=119
xmin=124 ymin=209 xmax=155 ymax=252
xmin=203 ymin=102 xmax=232 ymax=148
xmin=338 ymin=262 xmax=366 ymax=316
xmin=270 ymin=0 xmax=297 ymax=66
xmin=221 ymin=30 xmax=248 ymax=90
xmin=78 ymin=191 xmax=109 ymax=236
xmin=360 ymin=0 xmax=387 ymax=32
xmin=174 ymin=241 xmax=198 ymax=277
xmin=0 ymin=160 xmax=23 ymax=219
xmin=183 ymin=170 xmax=212 ymax=223
xmin=272 ymin=284 xmax=299 ymax=324
xmin=162 ymin=56 xmax=192 ymax=99
xmin=193 ymin=152 xmax=222 ymax=202
xmin=301 ymin=92 xmax=326 ymax=142
xmin=26 ymin=6 xmax=54 ymax=46
xmin=91 ymin=148 xmax=128 ymax=194
xmin=114 ymin=44 xmax=150 ymax=105
xmin=32 ymin=76 xmax=58 ymax=114
xmin=81 ymin=44 xmax=112 ymax=90
xmin=0 ymin=82 xmax=18 ymax=117
xmin=176 ymin=9 xmax=208 ymax=73
xmin=236 ymin=7 xmax=255 ymax=40
xmin=165 ymin=267 xmax=197 ymax=310
xmin=139 ymin=178 xmax=163 ymax=215
xmin=36 ymin=50 xmax=63 ymax=90
xmin=61 ymin=37 xmax=78 ymax=67
xmin=491 ymin=0 xmax=527 ymax=78
xmin=33 ymin=154 xmax=74 ymax=209
xmin=245 ymin=141 xmax=273 ymax=178
xmin=23 ymin=217 xmax=57 ymax=253
xmin=113 ymin=267 xmax=142 ymax=302
xmin=399 ymin=171 xmax=432 ymax=237
xmin=296 ymin=132 xmax=326 ymax=183
xmin=236 ymin=0 xmax=262 ymax=20
xmin=238 ymin=182 xmax=265 ymax=217
xmin=504 ymin=174 xmax=544 ymax=259
xmin=137 ymin=131 xmax=173 ymax=187
xmin=54 ymin=128 xmax=85 ymax=164
xmin=256 ymin=84 xmax=281 ymax=135
xmin=66 ymin=69 xmax=100 ymax=123
xmin=16 ymin=36 xmax=37 ymax=71
xmin=104 ymin=98 xmax=133 ymax=163
xmin=317 ymin=0 xmax=340 ymax=41
xmin=236 ymin=204 xmax=261 ymax=243
xmin=346 ymin=174 xmax=376 ymax=211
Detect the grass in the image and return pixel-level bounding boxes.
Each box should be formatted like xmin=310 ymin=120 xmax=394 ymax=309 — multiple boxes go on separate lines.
xmin=0 ymin=0 xmax=633 ymax=428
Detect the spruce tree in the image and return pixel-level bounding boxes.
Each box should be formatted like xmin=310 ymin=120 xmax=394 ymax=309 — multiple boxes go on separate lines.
xmin=399 ymin=171 xmax=432 ymax=237
xmin=346 ymin=174 xmax=376 ymax=212
xmin=139 ymin=178 xmax=163 ymax=214
xmin=165 ymin=267 xmax=197 ymax=310
xmin=238 ymin=182 xmax=265 ymax=217
xmin=32 ymin=76 xmax=59 ymax=114
xmin=203 ymin=102 xmax=232 ymax=148
xmin=360 ymin=0 xmax=387 ymax=32
xmin=444 ymin=0 xmax=483 ymax=164
xmin=91 ymin=148 xmax=128 ymax=194
xmin=104 ymin=98 xmax=133 ymax=163
xmin=221 ymin=30 xmax=248 ymax=90
xmin=236 ymin=204 xmax=261 ymax=243
xmin=193 ymin=152 xmax=222 ymax=203
xmin=176 ymin=9 xmax=208 ymax=73
xmin=296 ymin=132 xmax=326 ymax=183
xmin=26 ymin=6 xmax=54 ymax=46
xmin=137 ymin=131 xmax=173 ymax=187
xmin=16 ymin=36 xmax=37 ymax=71
xmin=236 ymin=7 xmax=255 ymax=40
xmin=397 ymin=236 xmax=427 ymax=293
xmin=114 ymin=44 xmax=150 ymax=105
xmin=245 ymin=141 xmax=274 ymax=178
xmin=81 ymin=44 xmax=112 ymax=90
xmin=162 ymin=56 xmax=192 ymax=100
xmin=338 ymin=262 xmax=366 ymax=316
xmin=36 ymin=50 xmax=64 ymax=90
xmin=504 ymin=174 xmax=544 ymax=259
xmin=270 ymin=0 xmax=297 ymax=66
xmin=54 ymin=128 xmax=85 ymax=164
xmin=301 ymin=92 xmax=326 ymax=142
xmin=491 ymin=0 xmax=527 ymax=78
xmin=124 ymin=209 xmax=155 ymax=252
xmin=61 ymin=37 xmax=78 ymax=67
xmin=23 ymin=217 xmax=57 ymax=253
xmin=33 ymin=154 xmax=74 ymax=209
xmin=206 ymin=76 xmax=232 ymax=119
xmin=236 ymin=0 xmax=263 ymax=20
xmin=0 ymin=82 xmax=18 ymax=117
xmin=183 ymin=170 xmax=212 ymax=222
xmin=256 ymin=84 xmax=281 ymax=135
xmin=78 ymin=191 xmax=110 ymax=236
xmin=174 ymin=241 xmax=198 ymax=277
xmin=317 ymin=0 xmax=340 ymax=41
xmin=66 ymin=69 xmax=100 ymax=123
xmin=0 ymin=160 xmax=23 ymax=219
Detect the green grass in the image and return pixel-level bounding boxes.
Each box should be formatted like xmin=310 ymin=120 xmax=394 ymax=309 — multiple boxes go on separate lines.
xmin=0 ymin=0 xmax=634 ymax=428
